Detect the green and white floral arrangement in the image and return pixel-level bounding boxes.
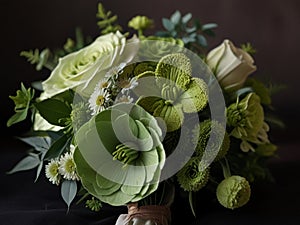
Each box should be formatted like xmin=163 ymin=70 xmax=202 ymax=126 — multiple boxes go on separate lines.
xmin=7 ymin=3 xmax=281 ymax=224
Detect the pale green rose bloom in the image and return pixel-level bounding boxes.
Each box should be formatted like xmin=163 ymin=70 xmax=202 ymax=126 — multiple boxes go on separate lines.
xmin=206 ymin=39 xmax=257 ymax=91
xmin=42 ymin=31 xmax=139 ymax=98
xmin=227 ymin=93 xmax=270 ymax=152
xmin=74 ymin=103 xmax=165 ymax=206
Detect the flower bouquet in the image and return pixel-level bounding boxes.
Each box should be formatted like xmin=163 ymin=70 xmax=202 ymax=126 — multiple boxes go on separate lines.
xmin=7 ymin=3 xmax=280 ymax=225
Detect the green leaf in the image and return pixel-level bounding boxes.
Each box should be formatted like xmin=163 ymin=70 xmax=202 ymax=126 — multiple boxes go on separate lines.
xmin=202 ymin=23 xmax=218 ymax=31
xmin=34 ymin=98 xmax=71 ymax=126
xmin=18 ymin=136 xmax=51 ymax=152
xmin=197 ymin=35 xmax=207 ymax=47
xmin=61 ymin=180 xmax=77 ymax=209
xmin=162 ymin=18 xmax=175 ymax=31
xmin=35 ymin=161 xmax=43 ymax=182
xmin=44 ymin=134 xmax=71 ymax=160
xmin=7 ymin=109 xmax=28 ymax=127
xmin=7 ymin=154 xmax=40 ymax=174
xmin=170 ymin=10 xmax=181 ymax=24
xmin=182 ymin=13 xmax=192 ymax=24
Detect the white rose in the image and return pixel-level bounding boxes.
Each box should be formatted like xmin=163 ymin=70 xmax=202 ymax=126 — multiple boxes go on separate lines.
xmin=206 ymin=39 xmax=256 ymax=91
xmin=42 ymin=31 xmax=139 ymax=98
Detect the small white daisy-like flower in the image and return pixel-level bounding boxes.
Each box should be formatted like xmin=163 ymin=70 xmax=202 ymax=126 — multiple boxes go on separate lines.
xmin=45 ymin=158 xmax=61 ymax=185
xmin=118 ymin=77 xmax=138 ymax=94
xmin=115 ymin=95 xmax=134 ymax=104
xmin=88 ymin=82 xmax=111 ymax=115
xmin=59 ymin=146 xmax=80 ymax=181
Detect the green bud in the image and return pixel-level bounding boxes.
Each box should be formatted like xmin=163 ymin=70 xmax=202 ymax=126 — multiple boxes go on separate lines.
xmin=216 ymin=175 xmax=251 ymax=209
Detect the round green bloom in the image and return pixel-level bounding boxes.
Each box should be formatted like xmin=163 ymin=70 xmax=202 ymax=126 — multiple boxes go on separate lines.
xmin=216 ymin=175 xmax=251 ymax=209
xmin=227 ymin=93 xmax=269 ymax=151
xmin=74 ymin=103 xmax=165 ymax=206
xmin=177 ymin=157 xmax=210 ymax=192
xmin=128 ymin=16 xmax=154 ymax=31
xmin=137 ymin=53 xmax=208 ymax=132
xmin=192 ymin=119 xmax=230 ymax=161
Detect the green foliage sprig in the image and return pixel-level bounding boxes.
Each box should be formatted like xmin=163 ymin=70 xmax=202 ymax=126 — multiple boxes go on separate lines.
xmin=156 ymin=10 xmax=217 ymax=55
xmin=96 ymin=3 xmax=122 ymax=34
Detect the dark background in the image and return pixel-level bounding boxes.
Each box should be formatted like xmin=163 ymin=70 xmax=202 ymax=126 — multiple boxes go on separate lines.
xmin=1 ymin=0 xmax=300 ymax=224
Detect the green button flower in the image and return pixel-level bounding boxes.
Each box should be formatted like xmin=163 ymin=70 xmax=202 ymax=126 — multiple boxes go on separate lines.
xmin=74 ymin=103 xmax=165 ymax=206
xmin=216 ymin=175 xmax=251 ymax=209
xmin=136 ymin=53 xmax=208 ymax=132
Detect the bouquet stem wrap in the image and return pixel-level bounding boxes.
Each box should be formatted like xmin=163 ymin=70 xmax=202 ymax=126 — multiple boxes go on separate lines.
xmin=115 ymin=203 xmax=171 ymax=225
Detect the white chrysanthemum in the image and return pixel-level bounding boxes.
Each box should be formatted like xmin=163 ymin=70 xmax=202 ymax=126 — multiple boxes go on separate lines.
xmin=88 ymin=82 xmax=111 ymax=115
xmin=45 ymin=158 xmax=61 ymax=185
xmin=118 ymin=77 xmax=138 ymax=94
xmin=115 ymin=95 xmax=134 ymax=104
xmin=59 ymin=147 xmax=80 ymax=181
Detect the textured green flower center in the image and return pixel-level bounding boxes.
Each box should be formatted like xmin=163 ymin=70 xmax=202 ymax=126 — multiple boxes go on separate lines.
xmin=65 ymin=159 xmax=76 ymax=173
xmin=187 ymin=164 xmax=198 ymax=179
xmin=112 ymin=143 xmax=139 ymax=165
xmin=49 ymin=163 xmax=59 ymax=176
xmin=96 ymin=95 xmax=105 ymax=106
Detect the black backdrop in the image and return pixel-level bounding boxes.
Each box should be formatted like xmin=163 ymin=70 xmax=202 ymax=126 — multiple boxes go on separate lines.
xmin=1 ymin=1 xmax=300 ymax=224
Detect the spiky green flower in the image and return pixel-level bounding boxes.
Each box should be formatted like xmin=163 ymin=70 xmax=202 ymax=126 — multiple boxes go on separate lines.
xmin=177 ymin=157 xmax=210 ymax=192
xmin=227 ymin=93 xmax=269 ymax=152
xmin=216 ymin=175 xmax=251 ymax=209
xmin=192 ymin=119 xmax=230 ymax=161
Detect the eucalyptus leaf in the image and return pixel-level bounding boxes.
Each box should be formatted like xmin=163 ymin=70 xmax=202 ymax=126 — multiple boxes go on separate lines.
xmin=182 ymin=13 xmax=192 ymax=24
xmin=7 ymin=154 xmax=40 ymax=174
xmin=61 ymin=180 xmax=77 ymax=209
xmin=197 ymin=35 xmax=207 ymax=47
xmin=18 ymin=136 xmax=51 ymax=152
xmin=162 ymin=18 xmax=175 ymax=31
xmin=202 ymin=23 xmax=218 ymax=31
xmin=35 ymin=161 xmax=44 ymax=182
xmin=170 ymin=10 xmax=181 ymax=24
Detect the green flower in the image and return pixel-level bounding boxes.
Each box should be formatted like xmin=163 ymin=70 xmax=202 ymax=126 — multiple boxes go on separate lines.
xmin=216 ymin=175 xmax=251 ymax=209
xmin=137 ymin=36 xmax=184 ymax=61
xmin=192 ymin=119 xmax=230 ymax=162
xmin=227 ymin=93 xmax=269 ymax=152
xmin=136 ymin=53 xmax=208 ymax=132
xmin=42 ymin=32 xmax=138 ymax=98
xmin=74 ymin=103 xmax=165 ymax=206
xmin=128 ymin=16 xmax=154 ymax=31
xmin=177 ymin=157 xmax=210 ymax=192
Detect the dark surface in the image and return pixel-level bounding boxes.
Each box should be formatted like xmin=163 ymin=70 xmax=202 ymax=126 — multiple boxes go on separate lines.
xmin=1 ymin=136 xmax=300 ymax=225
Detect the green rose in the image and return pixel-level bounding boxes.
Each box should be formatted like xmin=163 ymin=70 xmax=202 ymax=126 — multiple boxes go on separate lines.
xmin=74 ymin=103 xmax=165 ymax=206
xmin=42 ymin=31 xmax=139 ymax=98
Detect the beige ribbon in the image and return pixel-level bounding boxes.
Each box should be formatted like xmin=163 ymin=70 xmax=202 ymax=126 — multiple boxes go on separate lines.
xmin=115 ymin=203 xmax=171 ymax=225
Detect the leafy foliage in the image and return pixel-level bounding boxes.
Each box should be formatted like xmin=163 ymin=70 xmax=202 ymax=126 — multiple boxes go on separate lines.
xmin=96 ymin=3 xmax=122 ymax=34
xmin=156 ymin=10 xmax=217 ymax=55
